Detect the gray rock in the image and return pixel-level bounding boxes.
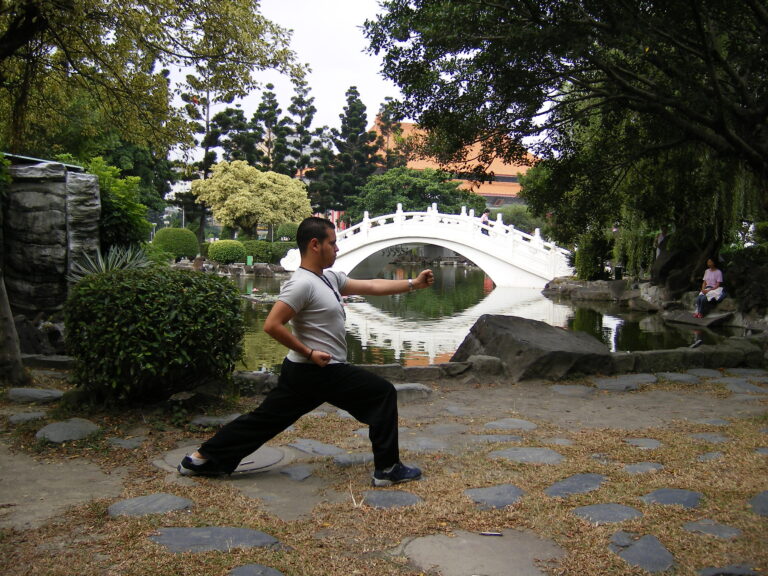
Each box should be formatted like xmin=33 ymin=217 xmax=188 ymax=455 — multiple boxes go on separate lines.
xmin=657 ymin=372 xmax=700 ymax=384
xmin=35 ymin=418 xmax=100 ymax=443
xmin=190 ymin=414 xmax=241 ymax=428
xmin=641 ymin=488 xmax=702 ymax=508
xmin=108 ymin=493 xmax=193 ymax=517
xmin=484 ymin=417 xmax=537 ymax=431
xmin=332 ymin=452 xmax=374 ymax=467
xmin=616 ymin=534 xmax=675 ymax=573
xmin=726 ymin=368 xmax=768 ymax=376
xmin=466 ymin=434 xmax=523 ymax=444
xmin=437 ymin=361 xmax=472 ymax=377
xmin=698 ymin=452 xmax=724 ymax=462
xmin=725 ymin=381 xmax=767 ymax=394
xmin=150 ymin=527 xmax=279 ymax=553
xmin=748 ymin=491 xmax=768 ymax=516
xmin=402 ymin=366 xmax=444 ymax=381
xmin=624 ymin=462 xmax=664 ymax=475
xmin=610 ymin=530 xmax=635 ymax=548
xmin=542 ymin=437 xmax=574 ymax=446
xmin=394 ymin=383 xmax=433 ymax=403
xmin=698 ymin=565 xmax=759 ymax=576
xmin=362 ymin=490 xmax=423 ymax=509
xmin=8 ymin=388 xmax=63 ymax=404
xmin=545 ymin=473 xmax=605 ymax=498
xmin=688 ymin=368 xmax=722 ymax=378
xmin=490 ymin=447 xmax=563 ymax=464
xmin=229 ymin=565 xmax=285 ymax=576
xmin=690 ymin=433 xmax=729 ymax=444
xmin=279 ymin=464 xmax=313 ymax=481
xmin=234 ymin=371 xmax=279 ymax=395
xmin=756 ymin=447 xmax=768 ymax=455
xmin=451 ymin=315 xmax=612 ymax=382
xmin=683 ymin=518 xmax=741 ymax=539
xmin=358 ymin=363 xmax=403 ymax=381
xmin=465 ymin=354 xmax=506 ymax=375
xmin=593 ymin=377 xmax=641 ymax=392
xmin=9 ymin=411 xmax=46 ymax=424
xmin=399 ymin=436 xmax=449 ymax=453
xmin=288 ymin=438 xmax=344 ymax=456
xmin=625 ymin=438 xmax=662 ymax=449
xmin=573 ymin=503 xmax=642 ymax=524
xmin=464 ymin=484 xmax=524 ymax=509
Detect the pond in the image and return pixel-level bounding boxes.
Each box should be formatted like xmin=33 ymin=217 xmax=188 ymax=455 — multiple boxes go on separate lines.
xmin=236 ymin=256 xmax=737 ymax=371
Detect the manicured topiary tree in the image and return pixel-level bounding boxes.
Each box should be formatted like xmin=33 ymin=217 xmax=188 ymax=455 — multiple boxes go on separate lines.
xmin=275 ymin=222 xmax=299 ymax=241
xmin=208 ymin=239 xmax=247 ymax=264
xmin=64 ymin=268 xmax=244 ymax=403
xmin=153 ymin=227 xmax=199 ymax=260
xmin=241 ymin=240 xmax=272 ymax=263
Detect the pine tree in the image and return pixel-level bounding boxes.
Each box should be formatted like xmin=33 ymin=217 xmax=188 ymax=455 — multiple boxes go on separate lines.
xmin=286 ymin=79 xmax=321 ymax=180
xmin=211 ymin=107 xmax=260 ymax=165
xmin=251 ymin=83 xmax=292 ymax=175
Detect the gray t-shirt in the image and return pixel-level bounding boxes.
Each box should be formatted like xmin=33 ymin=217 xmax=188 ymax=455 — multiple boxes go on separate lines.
xmin=279 ymin=267 xmax=348 ymax=363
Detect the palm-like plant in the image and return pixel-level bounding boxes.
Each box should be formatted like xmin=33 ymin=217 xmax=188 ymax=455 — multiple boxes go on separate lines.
xmin=67 ymin=245 xmax=151 ymax=283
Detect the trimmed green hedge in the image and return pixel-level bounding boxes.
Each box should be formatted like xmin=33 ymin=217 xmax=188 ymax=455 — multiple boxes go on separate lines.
xmin=64 ymin=268 xmax=244 ymax=403
xmin=271 ymin=241 xmax=294 ymax=264
xmin=153 ymin=227 xmax=199 ymax=260
xmin=208 ymin=239 xmax=247 ymax=264
xmin=241 ymin=240 xmax=273 ymax=263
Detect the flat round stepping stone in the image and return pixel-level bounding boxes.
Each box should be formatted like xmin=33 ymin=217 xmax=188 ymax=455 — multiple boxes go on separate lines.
xmin=624 ymin=462 xmax=664 ymax=475
xmin=108 ymin=493 xmax=193 ymax=517
xmin=394 ymin=383 xmax=433 ymax=402
xmin=464 ymin=484 xmax=524 ymax=509
xmin=690 ymin=433 xmax=729 ymax=444
xmin=657 ymin=372 xmax=700 ymax=384
xmin=542 ymin=437 xmax=574 ymax=446
xmin=190 ymin=413 xmax=241 ymax=428
xmin=399 ymin=437 xmax=449 ymax=452
xmin=9 ymin=411 xmax=46 ymax=423
xmin=545 ymin=473 xmax=605 ymax=498
xmin=288 ymin=438 xmax=344 ymax=456
xmin=425 ymin=423 xmax=469 ymax=435
xmin=227 ymin=564 xmax=285 ymax=576
xmin=697 ymin=452 xmax=724 ymax=462
xmin=332 ymin=452 xmax=373 ymax=467
xmin=748 ymin=491 xmax=768 ymax=516
xmin=593 ymin=377 xmax=641 ymax=392
xmin=726 ymin=368 xmax=768 ymax=377
xmin=229 ymin=565 xmax=285 ymax=576
xmin=279 ymin=464 xmax=313 ymax=481
xmin=490 ymin=447 xmax=563 ymax=464
xmin=8 ymin=388 xmax=63 ymax=404
xmin=362 ymin=490 xmax=423 ymax=509
xmin=699 ymin=565 xmax=759 ymax=575
xmin=150 ymin=527 xmax=279 ymax=553
xmin=35 ymin=418 xmax=100 ymax=443
xmin=550 ymin=384 xmax=594 ymax=397
xmin=756 ymin=447 xmax=768 ymax=455
xmin=484 ymin=417 xmax=537 ymax=431
xmin=711 ymin=376 xmax=751 ymax=386
xmin=162 ymin=446 xmax=284 ymax=475
xmin=641 ymin=488 xmax=702 ymax=508
xmin=625 ymin=438 xmax=662 ymax=449
xmin=683 ymin=518 xmax=741 ymax=539
xmin=688 ymin=368 xmax=722 ymax=378
xmin=725 ymin=381 xmax=768 ymax=394
xmin=467 ymin=434 xmax=522 ymax=444
xmin=573 ymin=503 xmax=642 ymax=524
xmin=613 ymin=534 xmax=674 ymax=573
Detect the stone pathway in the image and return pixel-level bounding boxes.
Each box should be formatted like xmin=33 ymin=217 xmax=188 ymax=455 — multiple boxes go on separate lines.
xmin=3 ymin=368 xmax=767 ymax=575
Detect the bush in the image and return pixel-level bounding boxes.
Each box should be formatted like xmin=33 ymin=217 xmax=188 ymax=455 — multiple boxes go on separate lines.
xmin=153 ymin=227 xmax=199 ymax=260
xmin=64 ymin=268 xmax=244 ymax=403
xmin=208 ymin=239 xmax=247 ymax=264
xmin=241 ymin=240 xmax=272 ymax=263
xmin=271 ymin=241 xmax=295 ymax=264
xmin=275 ymin=222 xmax=299 ymax=241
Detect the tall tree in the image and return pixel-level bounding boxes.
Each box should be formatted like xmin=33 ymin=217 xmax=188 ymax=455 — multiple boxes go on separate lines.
xmin=251 ymin=83 xmax=292 ymax=175
xmin=286 ymin=78 xmax=321 ymax=180
xmin=365 ymin=0 xmax=768 ymax=181
xmin=191 ymin=161 xmax=312 ymax=237
xmin=211 ymin=107 xmax=261 ymax=165
xmin=374 ymin=97 xmax=408 ymax=171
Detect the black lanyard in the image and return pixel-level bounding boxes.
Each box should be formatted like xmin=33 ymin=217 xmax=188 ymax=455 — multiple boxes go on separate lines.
xmin=300 ymin=267 xmax=341 ymax=303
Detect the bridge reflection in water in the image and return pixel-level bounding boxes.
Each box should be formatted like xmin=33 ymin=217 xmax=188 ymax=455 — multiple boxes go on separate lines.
xmin=344 ymin=286 xmax=573 ymax=365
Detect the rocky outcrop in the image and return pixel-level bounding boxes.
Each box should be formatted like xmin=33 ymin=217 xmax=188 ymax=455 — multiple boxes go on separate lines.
xmin=3 ymin=162 xmax=100 ymax=316
xmin=451 ymin=314 xmax=614 ymax=381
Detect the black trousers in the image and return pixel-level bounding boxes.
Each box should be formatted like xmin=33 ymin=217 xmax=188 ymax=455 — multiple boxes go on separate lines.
xmin=198 ymin=359 xmax=400 ymax=473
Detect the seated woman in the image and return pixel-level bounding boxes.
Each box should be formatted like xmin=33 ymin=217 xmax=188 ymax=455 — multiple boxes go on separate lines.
xmin=693 ymin=258 xmax=725 ymax=318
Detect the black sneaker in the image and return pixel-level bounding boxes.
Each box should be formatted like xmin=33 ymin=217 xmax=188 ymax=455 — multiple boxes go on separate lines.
xmin=177 ymin=455 xmax=228 ymax=477
xmin=371 ymin=462 xmax=422 ymax=487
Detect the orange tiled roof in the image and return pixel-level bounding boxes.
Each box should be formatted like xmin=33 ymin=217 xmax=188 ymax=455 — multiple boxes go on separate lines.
xmin=373 ymin=121 xmax=531 ymax=199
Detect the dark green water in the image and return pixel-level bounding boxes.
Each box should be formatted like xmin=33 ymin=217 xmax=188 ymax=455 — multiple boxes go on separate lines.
xmin=235 ymin=261 xmax=734 ymax=370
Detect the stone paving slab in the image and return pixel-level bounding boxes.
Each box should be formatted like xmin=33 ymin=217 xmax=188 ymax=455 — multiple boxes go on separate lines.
xmin=35 ymin=418 xmax=100 ymax=443
xmin=490 ymin=447 xmax=563 ymax=464
xmin=611 ymin=533 xmax=675 ymax=573
xmin=362 ymin=490 xmax=423 ymax=509
xmin=108 ymin=493 xmax=193 ymax=517
xmin=464 ymin=484 xmax=524 ymax=509
xmin=641 ymin=488 xmax=702 ymax=508
xmin=683 ymin=518 xmax=741 ymax=539
xmin=149 ymin=527 xmax=280 ymax=553
xmin=572 ymin=503 xmax=642 ymax=524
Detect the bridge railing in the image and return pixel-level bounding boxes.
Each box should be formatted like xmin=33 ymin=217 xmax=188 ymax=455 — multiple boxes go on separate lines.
xmin=337 ymin=203 xmax=570 ymax=259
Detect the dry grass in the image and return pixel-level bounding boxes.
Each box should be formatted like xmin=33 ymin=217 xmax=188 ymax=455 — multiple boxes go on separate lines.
xmin=1 ymin=372 xmax=766 ymax=576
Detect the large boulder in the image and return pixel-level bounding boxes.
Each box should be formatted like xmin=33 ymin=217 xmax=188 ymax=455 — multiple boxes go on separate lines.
xmin=451 ymin=315 xmax=613 ymax=382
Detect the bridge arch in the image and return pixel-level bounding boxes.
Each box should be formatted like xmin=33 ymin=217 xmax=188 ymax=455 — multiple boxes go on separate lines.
xmin=281 ymin=204 xmax=573 ymax=288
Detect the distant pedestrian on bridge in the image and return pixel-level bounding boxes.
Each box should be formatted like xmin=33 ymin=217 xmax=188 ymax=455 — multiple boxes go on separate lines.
xmin=179 ymin=216 xmax=434 ymax=487
xmin=480 ymin=208 xmax=491 ymax=235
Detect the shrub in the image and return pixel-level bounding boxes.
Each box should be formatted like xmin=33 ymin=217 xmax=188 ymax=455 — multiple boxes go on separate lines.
xmin=275 ymin=222 xmax=299 ymax=241
xmin=153 ymin=227 xmax=199 ymax=260
xmin=241 ymin=240 xmax=272 ymax=263
xmin=67 ymin=245 xmax=151 ymax=283
xmin=64 ymin=268 xmax=244 ymax=403
xmin=208 ymin=239 xmax=247 ymax=264
xmin=271 ymin=241 xmax=295 ymax=264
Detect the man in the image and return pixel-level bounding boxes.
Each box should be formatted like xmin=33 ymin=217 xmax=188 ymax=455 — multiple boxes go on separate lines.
xmin=179 ymin=216 xmax=434 ymax=486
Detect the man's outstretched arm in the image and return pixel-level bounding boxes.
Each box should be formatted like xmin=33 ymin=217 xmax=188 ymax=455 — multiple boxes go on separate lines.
xmin=341 ymin=269 xmax=434 ymax=296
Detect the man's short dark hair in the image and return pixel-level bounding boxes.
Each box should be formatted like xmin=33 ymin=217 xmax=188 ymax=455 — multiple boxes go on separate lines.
xmin=296 ymin=217 xmax=335 ymax=254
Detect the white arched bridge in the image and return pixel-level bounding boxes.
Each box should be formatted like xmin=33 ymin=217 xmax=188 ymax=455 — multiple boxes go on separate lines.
xmin=281 ymin=204 xmax=573 ymax=288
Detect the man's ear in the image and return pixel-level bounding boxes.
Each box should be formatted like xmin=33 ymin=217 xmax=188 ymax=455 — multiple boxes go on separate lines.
xmin=307 ymin=237 xmax=320 ymax=252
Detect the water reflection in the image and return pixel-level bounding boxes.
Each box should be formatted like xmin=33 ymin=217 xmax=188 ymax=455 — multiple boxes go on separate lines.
xmin=234 ymin=261 xmax=733 ymax=370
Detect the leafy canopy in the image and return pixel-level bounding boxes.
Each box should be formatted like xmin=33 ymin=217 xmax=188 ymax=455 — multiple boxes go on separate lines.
xmin=191 ymin=161 xmax=312 ymax=236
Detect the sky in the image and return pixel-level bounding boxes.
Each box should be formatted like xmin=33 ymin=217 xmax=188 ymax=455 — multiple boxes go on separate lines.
xmin=246 ymin=0 xmax=402 ymax=130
